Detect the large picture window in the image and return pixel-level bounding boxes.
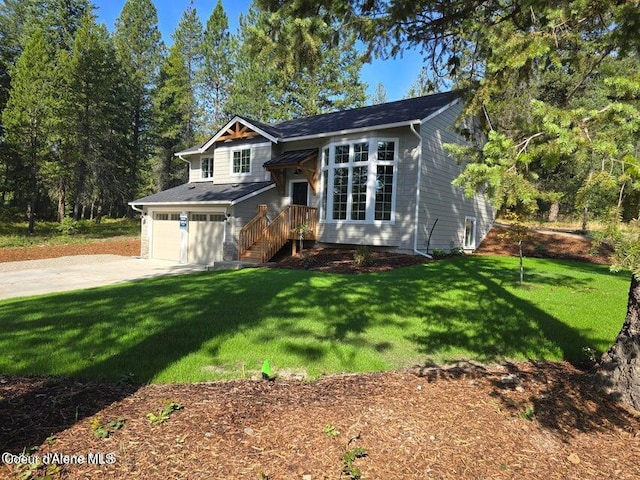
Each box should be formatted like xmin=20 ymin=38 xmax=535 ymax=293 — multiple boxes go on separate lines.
xmin=320 ymin=138 xmax=397 ymax=223
xmin=232 ymin=149 xmax=251 ymax=174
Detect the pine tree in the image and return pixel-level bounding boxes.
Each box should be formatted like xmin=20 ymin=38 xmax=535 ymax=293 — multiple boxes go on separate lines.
xmin=200 ymin=0 xmax=234 ymax=134
xmin=114 ymin=0 xmax=163 ymax=207
xmin=370 ymin=83 xmax=388 ymax=105
xmin=57 ymin=12 xmax=128 ymax=220
xmin=172 ymin=0 xmax=203 ymax=144
xmin=230 ymin=3 xmax=366 ymax=122
xmin=152 ymin=44 xmax=192 ymax=190
xmin=2 ymin=27 xmax=56 ymax=232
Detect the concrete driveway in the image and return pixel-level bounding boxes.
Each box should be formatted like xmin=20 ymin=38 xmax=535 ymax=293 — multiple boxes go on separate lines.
xmin=0 ymin=255 xmax=206 ymax=300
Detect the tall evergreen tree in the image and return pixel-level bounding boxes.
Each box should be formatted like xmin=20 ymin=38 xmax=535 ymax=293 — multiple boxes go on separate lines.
xmin=152 ymin=44 xmax=192 ymax=190
xmin=172 ymin=0 xmax=203 ymax=144
xmin=114 ymin=0 xmax=163 ymax=206
xmin=200 ymin=0 xmax=234 ymax=134
xmin=231 ymin=2 xmax=366 ymax=122
xmin=57 ymin=12 xmax=128 ymax=220
xmin=2 ymin=27 xmax=56 ymax=232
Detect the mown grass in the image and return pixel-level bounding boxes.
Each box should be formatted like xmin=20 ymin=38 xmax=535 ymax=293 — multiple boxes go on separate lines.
xmin=0 ymin=256 xmax=628 ymax=383
xmin=0 ymin=218 xmax=139 ymax=248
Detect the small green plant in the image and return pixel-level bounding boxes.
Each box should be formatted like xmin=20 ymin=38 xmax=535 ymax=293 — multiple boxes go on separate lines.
xmin=449 ymin=246 xmax=465 ymax=256
xmin=17 ymin=460 xmax=62 ymax=480
xmin=146 ymin=401 xmax=183 ymax=424
xmin=431 ymin=248 xmax=447 ymax=257
xmin=582 ymin=346 xmax=597 ymax=363
xmin=518 ymin=405 xmax=536 ymax=421
xmin=323 ymin=423 xmax=340 ymax=437
xmin=342 ymin=446 xmax=368 ymax=479
xmin=90 ymin=417 xmax=126 ymax=439
xmin=294 ymin=223 xmax=311 ymax=253
xmin=353 ymin=245 xmax=373 ymax=267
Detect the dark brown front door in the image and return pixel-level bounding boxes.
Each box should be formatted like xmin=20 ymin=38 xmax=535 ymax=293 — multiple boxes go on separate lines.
xmin=292 ymin=182 xmax=308 ymax=206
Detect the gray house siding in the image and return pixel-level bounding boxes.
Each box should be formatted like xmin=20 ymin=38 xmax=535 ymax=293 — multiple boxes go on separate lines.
xmin=418 ymin=102 xmax=494 ymax=252
xmin=187 ymin=138 xmax=273 ymax=184
xmin=283 ymin=127 xmax=419 ymax=251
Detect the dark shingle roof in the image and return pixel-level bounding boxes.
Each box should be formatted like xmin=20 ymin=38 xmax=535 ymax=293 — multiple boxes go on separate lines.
xmin=272 ymin=90 xmax=459 ymax=140
xmin=264 ymin=148 xmax=318 ymax=167
xmin=130 ymin=181 xmax=274 ymax=205
xmin=178 ymin=91 xmax=460 ymax=154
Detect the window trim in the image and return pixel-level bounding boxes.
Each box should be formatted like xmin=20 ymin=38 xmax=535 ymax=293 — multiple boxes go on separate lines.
xmin=230 ymin=147 xmax=252 ymax=175
xmin=319 ymin=136 xmax=398 ymax=225
xmin=464 ymin=216 xmax=477 ymax=249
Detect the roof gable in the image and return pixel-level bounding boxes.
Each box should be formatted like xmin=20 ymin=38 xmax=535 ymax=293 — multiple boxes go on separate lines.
xmin=177 ymin=91 xmax=460 ymax=156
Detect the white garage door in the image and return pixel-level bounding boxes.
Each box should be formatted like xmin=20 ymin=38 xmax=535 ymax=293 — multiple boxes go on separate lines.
xmin=152 ymin=212 xmax=181 ymax=261
xmin=187 ymin=213 xmax=225 ymax=265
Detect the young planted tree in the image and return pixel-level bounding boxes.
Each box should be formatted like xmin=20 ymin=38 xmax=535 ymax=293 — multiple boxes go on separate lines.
xmin=2 ymin=27 xmax=56 ymax=232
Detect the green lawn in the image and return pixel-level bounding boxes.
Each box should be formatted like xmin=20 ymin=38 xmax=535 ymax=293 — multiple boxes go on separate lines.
xmin=0 ymin=256 xmax=628 ymax=383
xmin=0 ymin=218 xmax=139 ymax=248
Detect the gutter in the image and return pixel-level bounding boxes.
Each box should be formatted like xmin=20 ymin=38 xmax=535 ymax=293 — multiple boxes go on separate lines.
xmin=410 ymin=122 xmax=433 ymax=259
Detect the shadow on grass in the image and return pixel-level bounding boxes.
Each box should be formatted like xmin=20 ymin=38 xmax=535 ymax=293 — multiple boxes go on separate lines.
xmin=0 ymin=256 xmax=629 ymax=452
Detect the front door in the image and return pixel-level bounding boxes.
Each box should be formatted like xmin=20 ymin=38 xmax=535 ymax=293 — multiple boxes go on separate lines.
xmin=292 ymin=182 xmax=309 ymax=206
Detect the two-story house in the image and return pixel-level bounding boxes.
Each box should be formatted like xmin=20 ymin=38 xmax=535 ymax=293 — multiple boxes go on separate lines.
xmin=129 ymin=91 xmax=494 ymax=265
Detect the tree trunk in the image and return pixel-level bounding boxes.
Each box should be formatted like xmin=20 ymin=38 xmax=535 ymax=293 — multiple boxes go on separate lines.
xmin=57 ymin=185 xmax=66 ymax=222
xmin=599 ymin=274 xmax=640 ymax=411
xmin=519 ymin=240 xmax=524 ymax=286
xmin=548 ymin=201 xmax=559 ymax=222
xmin=26 ymin=201 xmax=35 ymax=234
xmin=581 ymin=205 xmax=589 ymax=231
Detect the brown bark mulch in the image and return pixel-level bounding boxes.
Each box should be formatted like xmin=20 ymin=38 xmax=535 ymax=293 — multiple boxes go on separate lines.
xmin=1 ymin=225 xmax=633 ymax=479
xmin=1 ymin=363 xmax=639 ymax=479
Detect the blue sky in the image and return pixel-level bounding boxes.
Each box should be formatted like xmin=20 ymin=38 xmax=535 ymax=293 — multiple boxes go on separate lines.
xmin=92 ymin=0 xmax=424 ymax=101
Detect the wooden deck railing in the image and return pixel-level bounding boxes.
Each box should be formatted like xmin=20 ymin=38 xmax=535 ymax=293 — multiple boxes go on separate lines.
xmin=238 ymin=205 xmax=268 ymax=257
xmin=239 ymin=204 xmax=318 ymax=263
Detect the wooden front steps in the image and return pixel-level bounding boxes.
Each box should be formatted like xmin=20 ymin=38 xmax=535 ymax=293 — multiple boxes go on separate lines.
xmin=239 ymin=204 xmax=318 ymax=263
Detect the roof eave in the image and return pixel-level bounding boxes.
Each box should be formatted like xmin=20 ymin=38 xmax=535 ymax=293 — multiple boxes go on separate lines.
xmin=420 ymin=98 xmax=461 ymax=124
xmin=278 ymin=119 xmax=420 ymax=143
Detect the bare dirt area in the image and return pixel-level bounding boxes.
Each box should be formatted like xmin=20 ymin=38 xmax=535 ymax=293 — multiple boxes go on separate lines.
xmin=1 ymin=226 xmax=634 ymax=479
xmin=0 ymin=237 xmax=140 ymax=263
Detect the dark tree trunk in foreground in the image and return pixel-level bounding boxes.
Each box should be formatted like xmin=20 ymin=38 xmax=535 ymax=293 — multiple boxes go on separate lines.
xmin=600 ymin=274 xmax=640 ymax=411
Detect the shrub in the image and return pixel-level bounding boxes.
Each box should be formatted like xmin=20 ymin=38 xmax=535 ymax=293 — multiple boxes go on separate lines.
xmin=353 ymin=245 xmax=373 ymax=267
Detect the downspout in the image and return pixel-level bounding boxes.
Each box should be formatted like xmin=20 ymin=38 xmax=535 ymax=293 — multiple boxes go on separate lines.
xmin=410 ymin=122 xmax=433 ymax=259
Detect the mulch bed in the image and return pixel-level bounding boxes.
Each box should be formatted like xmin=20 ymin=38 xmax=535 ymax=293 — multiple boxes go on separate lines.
xmin=1 ymin=363 xmax=639 ymax=479
xmin=1 ymin=225 xmax=633 ymax=479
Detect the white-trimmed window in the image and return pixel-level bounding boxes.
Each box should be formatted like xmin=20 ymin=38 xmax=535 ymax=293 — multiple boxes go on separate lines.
xmin=232 ymin=148 xmax=251 ymax=174
xmin=201 ymin=157 xmax=214 ymax=179
xmin=320 ymin=138 xmax=398 ymax=224
xmin=464 ymin=216 xmax=477 ymax=249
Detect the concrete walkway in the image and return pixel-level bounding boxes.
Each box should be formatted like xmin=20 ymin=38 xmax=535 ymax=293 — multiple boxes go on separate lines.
xmin=0 ymin=255 xmax=206 ymax=300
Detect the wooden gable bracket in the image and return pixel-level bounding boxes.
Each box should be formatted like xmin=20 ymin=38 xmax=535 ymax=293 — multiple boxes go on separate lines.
xmin=270 ymin=169 xmax=287 ymax=196
xmin=298 ymin=154 xmax=319 ymax=194
xmin=216 ymin=121 xmax=260 ymax=142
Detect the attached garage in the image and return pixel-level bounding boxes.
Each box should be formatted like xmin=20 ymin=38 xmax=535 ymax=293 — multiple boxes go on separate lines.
xmin=130 ymin=181 xmax=277 ymax=265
